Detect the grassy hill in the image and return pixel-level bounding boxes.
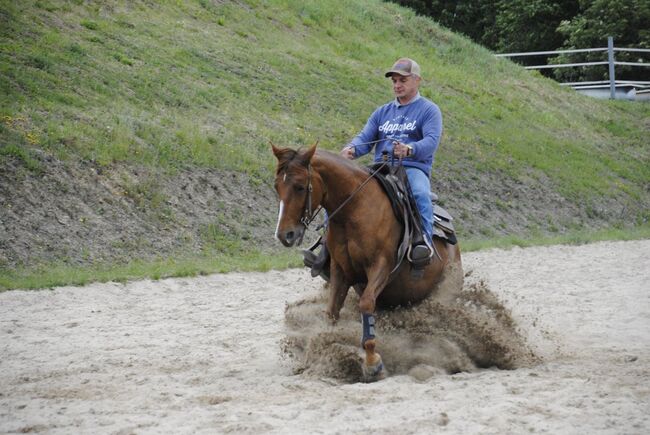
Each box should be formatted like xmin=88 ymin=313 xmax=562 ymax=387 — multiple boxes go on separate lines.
xmin=1 ymin=0 xmax=649 ymax=289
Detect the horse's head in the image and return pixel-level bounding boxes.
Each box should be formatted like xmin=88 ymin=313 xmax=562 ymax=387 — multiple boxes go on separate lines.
xmin=271 ymin=143 xmax=324 ymax=247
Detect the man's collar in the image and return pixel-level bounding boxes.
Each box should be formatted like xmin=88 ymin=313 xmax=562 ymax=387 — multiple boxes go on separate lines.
xmin=394 ymin=92 xmax=421 ymax=107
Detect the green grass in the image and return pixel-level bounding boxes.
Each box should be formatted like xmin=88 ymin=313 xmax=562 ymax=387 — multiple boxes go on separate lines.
xmin=2 ymin=226 xmax=647 ymax=291
xmin=3 ymin=1 xmax=646 ymax=184
xmin=461 ymin=224 xmax=650 ymax=252
xmin=0 ymin=249 xmax=302 ymax=291
xmin=1 ymin=0 xmax=649 ymax=290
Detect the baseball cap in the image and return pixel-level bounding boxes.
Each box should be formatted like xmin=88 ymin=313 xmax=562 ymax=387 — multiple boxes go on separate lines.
xmin=384 ymin=58 xmax=421 ymax=77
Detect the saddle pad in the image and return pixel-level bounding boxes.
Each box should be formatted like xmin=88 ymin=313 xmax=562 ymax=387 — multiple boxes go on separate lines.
xmin=369 ymin=164 xmax=457 ymax=245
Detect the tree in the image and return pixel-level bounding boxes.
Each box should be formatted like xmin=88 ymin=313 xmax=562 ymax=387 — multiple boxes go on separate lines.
xmin=490 ymin=0 xmax=580 ymax=53
xmin=390 ymin=1 xmax=499 ymax=47
xmin=388 ymin=0 xmax=649 ymax=82
xmin=553 ymin=0 xmax=650 ymax=81
xmin=486 ymin=0 xmax=580 ymax=75
xmin=389 ymin=0 xmax=579 ymax=53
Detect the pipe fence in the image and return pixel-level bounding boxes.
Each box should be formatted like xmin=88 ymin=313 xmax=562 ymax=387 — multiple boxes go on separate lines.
xmin=495 ymin=37 xmax=650 ymax=99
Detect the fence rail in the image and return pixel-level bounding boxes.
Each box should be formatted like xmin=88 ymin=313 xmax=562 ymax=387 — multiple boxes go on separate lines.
xmin=495 ymin=46 xmax=650 ymax=57
xmin=495 ymin=37 xmax=650 ymax=99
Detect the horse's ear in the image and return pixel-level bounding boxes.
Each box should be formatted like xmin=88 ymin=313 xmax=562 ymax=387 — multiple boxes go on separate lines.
xmin=301 ymin=141 xmax=318 ymax=164
xmin=271 ymin=141 xmax=287 ymax=161
xmin=270 ymin=141 xmax=280 ymax=157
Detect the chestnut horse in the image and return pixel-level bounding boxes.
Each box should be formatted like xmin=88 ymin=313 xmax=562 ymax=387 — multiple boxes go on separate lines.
xmin=272 ymin=143 xmax=462 ymax=381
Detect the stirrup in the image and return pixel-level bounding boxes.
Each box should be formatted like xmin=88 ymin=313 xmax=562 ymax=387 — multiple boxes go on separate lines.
xmin=310 ymin=244 xmax=330 ymax=279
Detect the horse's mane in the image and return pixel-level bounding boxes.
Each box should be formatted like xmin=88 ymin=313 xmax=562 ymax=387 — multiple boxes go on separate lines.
xmin=314 ymin=149 xmax=373 ymax=181
xmin=274 ymin=146 xmax=368 ymax=179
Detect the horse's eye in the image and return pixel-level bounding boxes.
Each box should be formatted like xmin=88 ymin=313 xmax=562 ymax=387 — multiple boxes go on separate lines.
xmin=294 ymin=184 xmax=306 ymax=193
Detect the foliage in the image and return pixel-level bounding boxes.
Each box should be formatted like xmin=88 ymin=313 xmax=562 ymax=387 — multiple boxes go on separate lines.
xmin=389 ymin=1 xmax=500 ymax=47
xmin=389 ymin=0 xmax=649 ymax=81
xmin=390 ymin=0 xmax=580 ymax=52
xmin=490 ymin=0 xmax=580 ymax=53
xmin=554 ymin=0 xmax=650 ymax=81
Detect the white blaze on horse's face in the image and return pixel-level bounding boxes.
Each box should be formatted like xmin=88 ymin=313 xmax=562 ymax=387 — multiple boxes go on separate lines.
xmin=274 ymin=200 xmax=285 ymax=241
xmin=274 ymin=170 xmax=307 ymax=247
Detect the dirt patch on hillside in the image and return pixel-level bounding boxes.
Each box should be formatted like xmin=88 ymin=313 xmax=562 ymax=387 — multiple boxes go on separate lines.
xmin=0 ymin=151 xmax=640 ymax=269
xmin=1 ymin=152 xmax=278 ymax=268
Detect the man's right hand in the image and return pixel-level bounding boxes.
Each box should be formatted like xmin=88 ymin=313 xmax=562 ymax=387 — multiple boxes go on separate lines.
xmin=340 ymin=146 xmax=355 ymax=160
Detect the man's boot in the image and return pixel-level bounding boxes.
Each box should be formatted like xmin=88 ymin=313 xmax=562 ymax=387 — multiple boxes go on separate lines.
xmin=302 ymin=237 xmax=330 ymax=281
xmin=410 ymin=243 xmax=431 ymax=265
xmin=302 ymin=237 xmax=321 ymax=268
xmin=310 ymin=241 xmax=330 ymax=279
xmin=409 ymin=241 xmax=432 ymax=279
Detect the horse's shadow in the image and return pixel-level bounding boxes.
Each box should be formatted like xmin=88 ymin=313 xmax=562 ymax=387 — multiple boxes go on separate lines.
xmin=282 ymin=267 xmax=539 ymax=383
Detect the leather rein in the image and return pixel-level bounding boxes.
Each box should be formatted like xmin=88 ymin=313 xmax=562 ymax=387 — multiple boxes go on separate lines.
xmin=300 ymin=159 xmax=390 ymax=231
xmin=300 ymin=138 xmax=396 ymax=230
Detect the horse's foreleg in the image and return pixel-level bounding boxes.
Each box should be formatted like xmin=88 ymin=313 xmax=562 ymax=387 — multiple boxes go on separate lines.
xmin=359 ymin=260 xmax=390 ymax=382
xmin=326 ymin=262 xmax=349 ymax=321
xmin=361 ymin=312 xmax=384 ymax=380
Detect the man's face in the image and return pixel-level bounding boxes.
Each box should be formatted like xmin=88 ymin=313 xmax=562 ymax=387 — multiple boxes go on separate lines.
xmin=391 ymin=74 xmax=420 ymax=103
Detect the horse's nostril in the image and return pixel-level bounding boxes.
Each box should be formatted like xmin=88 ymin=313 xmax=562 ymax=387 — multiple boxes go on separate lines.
xmin=286 ymin=231 xmax=295 ymax=242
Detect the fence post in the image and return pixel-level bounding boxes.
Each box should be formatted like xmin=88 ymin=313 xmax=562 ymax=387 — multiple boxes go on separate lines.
xmin=608 ymin=36 xmax=616 ymax=99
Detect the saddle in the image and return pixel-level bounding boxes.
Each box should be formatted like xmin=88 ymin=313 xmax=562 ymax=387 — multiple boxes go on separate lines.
xmin=367 ymin=163 xmax=457 ymax=274
xmin=303 ymin=163 xmax=458 ymax=282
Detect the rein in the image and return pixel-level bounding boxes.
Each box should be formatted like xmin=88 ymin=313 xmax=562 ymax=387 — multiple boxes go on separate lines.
xmin=300 ymin=138 xmax=396 ymax=231
xmin=325 ymin=161 xmax=389 ymax=223
xmin=301 ymin=159 xmax=391 ymax=232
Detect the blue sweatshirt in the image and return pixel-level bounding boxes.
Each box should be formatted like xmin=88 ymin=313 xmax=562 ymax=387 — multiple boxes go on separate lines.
xmin=348 ymin=93 xmax=442 ymax=177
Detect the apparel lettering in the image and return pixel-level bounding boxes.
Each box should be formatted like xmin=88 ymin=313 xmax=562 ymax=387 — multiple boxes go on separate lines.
xmin=378 ymin=120 xmax=417 ymax=134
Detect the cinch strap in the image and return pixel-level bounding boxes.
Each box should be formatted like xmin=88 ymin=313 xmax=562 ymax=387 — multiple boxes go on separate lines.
xmin=361 ymin=313 xmax=376 ymax=346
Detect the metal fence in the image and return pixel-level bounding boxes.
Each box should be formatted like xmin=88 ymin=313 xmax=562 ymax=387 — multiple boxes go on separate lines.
xmin=495 ymin=37 xmax=650 ymax=100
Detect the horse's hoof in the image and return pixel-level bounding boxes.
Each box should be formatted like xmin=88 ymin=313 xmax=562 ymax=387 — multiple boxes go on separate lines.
xmin=361 ymin=358 xmax=387 ymax=383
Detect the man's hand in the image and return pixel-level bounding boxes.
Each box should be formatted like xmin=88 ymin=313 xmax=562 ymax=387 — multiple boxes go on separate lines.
xmin=340 ymin=146 xmax=355 ymax=160
xmin=393 ymin=141 xmax=412 ymax=159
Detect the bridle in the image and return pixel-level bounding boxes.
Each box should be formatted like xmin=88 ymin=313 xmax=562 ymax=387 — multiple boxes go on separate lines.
xmin=299 ymin=163 xmax=322 ymax=228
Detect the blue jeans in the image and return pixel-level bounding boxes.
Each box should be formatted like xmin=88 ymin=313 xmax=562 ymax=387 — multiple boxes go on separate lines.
xmin=406 ymin=167 xmax=433 ymax=244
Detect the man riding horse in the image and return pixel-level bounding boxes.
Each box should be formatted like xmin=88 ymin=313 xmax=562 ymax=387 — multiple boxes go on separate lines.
xmin=273 ymin=57 xmax=459 ymax=381
xmin=305 ymin=57 xmax=443 ymax=277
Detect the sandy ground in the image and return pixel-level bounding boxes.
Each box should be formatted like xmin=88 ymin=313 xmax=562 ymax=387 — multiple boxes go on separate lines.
xmin=1 ymin=240 xmax=649 ymax=434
